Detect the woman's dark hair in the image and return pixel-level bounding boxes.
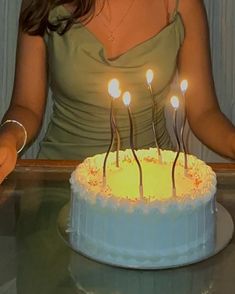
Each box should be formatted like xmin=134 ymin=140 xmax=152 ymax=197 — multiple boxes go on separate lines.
xmin=19 ymin=0 xmax=98 ymax=36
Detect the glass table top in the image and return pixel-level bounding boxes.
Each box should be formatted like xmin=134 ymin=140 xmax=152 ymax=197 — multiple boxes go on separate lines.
xmin=0 ymin=162 xmax=235 ymax=294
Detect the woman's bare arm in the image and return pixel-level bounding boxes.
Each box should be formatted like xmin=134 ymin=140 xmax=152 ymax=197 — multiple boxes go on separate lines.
xmin=2 ymin=30 xmax=47 ymax=145
xmin=0 ymin=30 xmax=47 ymax=183
xmin=178 ymin=0 xmax=235 ymax=159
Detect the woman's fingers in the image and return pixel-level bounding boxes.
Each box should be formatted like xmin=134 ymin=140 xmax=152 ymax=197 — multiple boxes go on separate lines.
xmin=0 ymin=146 xmax=17 ymax=184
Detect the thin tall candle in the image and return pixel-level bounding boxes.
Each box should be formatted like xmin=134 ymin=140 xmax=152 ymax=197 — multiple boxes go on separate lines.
xmin=180 ymin=80 xmax=188 ymax=172
xmin=146 ymin=69 xmax=162 ymax=162
xmin=103 ymin=79 xmax=121 ymax=186
xmin=123 ymin=91 xmax=144 ymax=200
xmin=108 ymin=79 xmax=121 ymax=168
xmin=103 ymin=98 xmax=115 ymax=186
xmin=170 ymin=96 xmax=180 ymax=197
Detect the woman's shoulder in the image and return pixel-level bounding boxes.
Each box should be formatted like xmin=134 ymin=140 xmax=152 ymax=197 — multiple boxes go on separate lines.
xmin=166 ymin=0 xmax=205 ymax=17
xmin=174 ymin=0 xmax=208 ymax=37
xmin=177 ymin=0 xmax=206 ymax=18
xmin=162 ymin=0 xmax=204 ymax=26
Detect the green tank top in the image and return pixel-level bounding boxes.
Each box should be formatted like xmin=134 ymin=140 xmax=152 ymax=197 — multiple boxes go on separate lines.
xmin=38 ymin=2 xmax=184 ymax=160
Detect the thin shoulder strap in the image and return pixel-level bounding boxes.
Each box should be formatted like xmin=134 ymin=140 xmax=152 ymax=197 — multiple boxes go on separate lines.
xmin=170 ymin=0 xmax=180 ymax=22
xmin=175 ymin=0 xmax=180 ymax=12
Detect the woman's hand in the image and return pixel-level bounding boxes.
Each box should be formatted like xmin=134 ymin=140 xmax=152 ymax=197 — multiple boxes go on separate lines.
xmin=0 ymin=138 xmax=17 ymax=184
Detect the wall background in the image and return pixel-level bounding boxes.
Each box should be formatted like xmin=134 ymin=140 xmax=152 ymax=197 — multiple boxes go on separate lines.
xmin=0 ymin=0 xmax=234 ymax=162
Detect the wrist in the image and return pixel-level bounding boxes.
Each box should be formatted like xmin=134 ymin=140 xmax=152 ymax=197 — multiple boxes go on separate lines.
xmin=0 ymin=120 xmax=27 ymax=153
xmin=0 ymin=131 xmax=18 ymax=151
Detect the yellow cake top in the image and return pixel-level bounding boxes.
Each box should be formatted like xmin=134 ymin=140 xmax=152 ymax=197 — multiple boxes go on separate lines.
xmin=72 ymin=149 xmax=216 ymax=203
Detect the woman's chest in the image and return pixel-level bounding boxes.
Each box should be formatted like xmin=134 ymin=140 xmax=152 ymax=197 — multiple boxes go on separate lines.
xmin=46 ymin=1 xmax=184 ymax=101
xmin=65 ymin=0 xmax=169 ymax=59
xmin=47 ymin=27 xmax=180 ymax=104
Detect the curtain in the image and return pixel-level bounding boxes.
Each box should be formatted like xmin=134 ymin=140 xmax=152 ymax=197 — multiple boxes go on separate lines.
xmin=0 ymin=0 xmax=234 ymax=162
xmin=0 ymin=0 xmax=21 ymax=116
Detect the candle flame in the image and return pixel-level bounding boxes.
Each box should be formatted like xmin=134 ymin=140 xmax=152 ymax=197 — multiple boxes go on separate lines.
xmin=122 ymin=91 xmax=131 ymax=106
xmin=170 ymin=96 xmax=180 ymax=109
xmin=180 ymin=80 xmax=188 ymax=93
xmin=108 ymin=79 xmax=121 ymax=99
xmin=146 ymin=69 xmax=154 ymax=85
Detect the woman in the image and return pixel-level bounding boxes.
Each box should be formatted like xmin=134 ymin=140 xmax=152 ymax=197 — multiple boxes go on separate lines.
xmin=0 ymin=0 xmax=235 ymax=184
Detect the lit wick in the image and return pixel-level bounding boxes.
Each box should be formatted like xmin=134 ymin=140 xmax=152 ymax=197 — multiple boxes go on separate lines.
xmin=145 ymin=69 xmax=162 ymax=162
xmin=170 ymin=96 xmax=180 ymax=197
xmin=123 ymin=91 xmax=144 ymax=200
xmin=180 ymin=80 xmax=188 ymax=173
xmin=103 ymin=79 xmax=121 ymax=186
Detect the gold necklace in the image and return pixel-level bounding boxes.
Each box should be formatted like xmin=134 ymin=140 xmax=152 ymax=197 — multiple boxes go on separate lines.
xmin=97 ymin=0 xmax=136 ymax=42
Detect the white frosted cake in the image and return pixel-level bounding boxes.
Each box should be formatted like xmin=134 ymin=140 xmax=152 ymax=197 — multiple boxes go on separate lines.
xmin=69 ymin=148 xmax=217 ymax=268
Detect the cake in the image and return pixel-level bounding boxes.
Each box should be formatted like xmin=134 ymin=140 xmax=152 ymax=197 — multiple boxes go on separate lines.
xmin=69 ymin=148 xmax=217 ymax=269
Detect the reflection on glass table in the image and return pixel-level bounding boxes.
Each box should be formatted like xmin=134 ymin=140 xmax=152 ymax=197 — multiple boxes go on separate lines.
xmin=0 ymin=161 xmax=234 ymax=294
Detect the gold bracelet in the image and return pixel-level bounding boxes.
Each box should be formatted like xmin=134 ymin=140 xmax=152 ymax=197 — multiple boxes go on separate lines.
xmin=0 ymin=119 xmax=27 ymax=153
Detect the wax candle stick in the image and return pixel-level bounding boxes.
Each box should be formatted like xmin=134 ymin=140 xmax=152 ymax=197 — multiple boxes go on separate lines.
xmin=146 ymin=69 xmax=162 ymax=162
xmin=180 ymin=80 xmax=188 ymax=173
xmin=170 ymin=96 xmax=180 ymax=197
xmin=108 ymin=79 xmax=121 ymax=168
xmin=111 ymin=115 xmax=120 ymax=167
xmin=103 ymin=99 xmax=115 ymax=186
xmin=103 ymin=79 xmax=121 ymax=186
xmin=123 ymin=91 xmax=144 ymax=200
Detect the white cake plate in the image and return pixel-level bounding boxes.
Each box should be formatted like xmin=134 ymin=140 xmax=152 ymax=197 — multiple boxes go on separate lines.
xmin=57 ymin=203 xmax=234 ymax=269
